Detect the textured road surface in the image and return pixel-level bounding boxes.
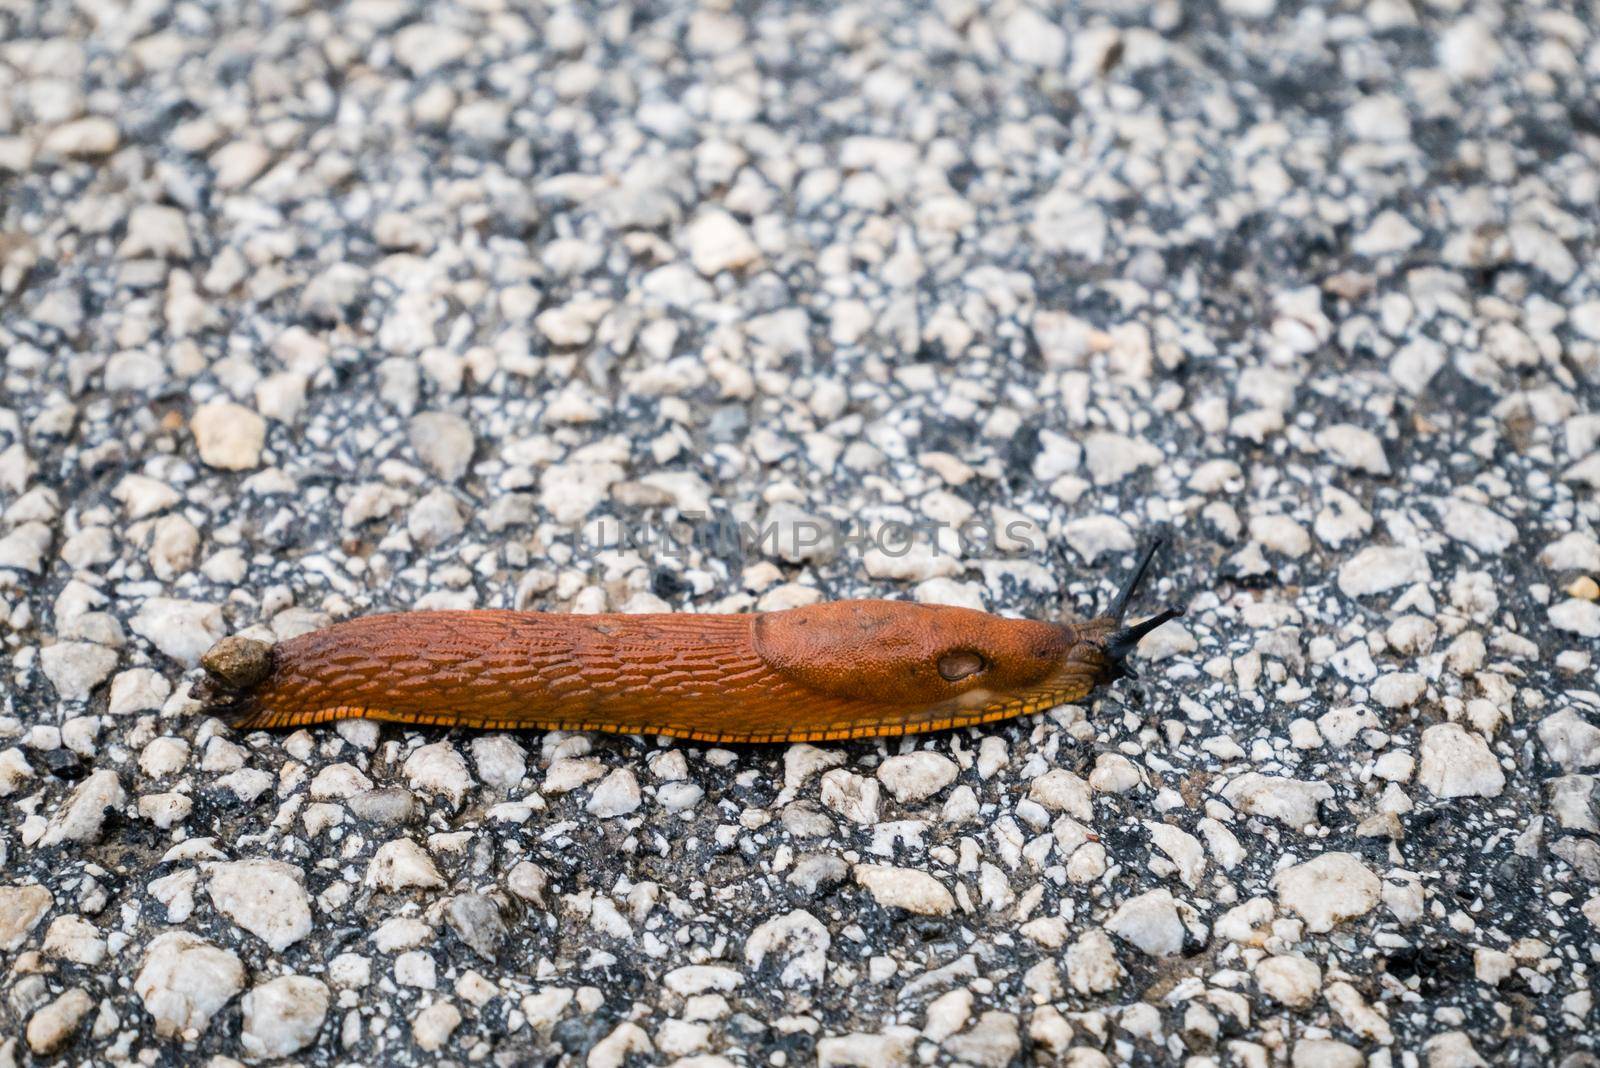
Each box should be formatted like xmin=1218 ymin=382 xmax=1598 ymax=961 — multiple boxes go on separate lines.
xmin=2 ymin=0 xmax=1599 ymax=1064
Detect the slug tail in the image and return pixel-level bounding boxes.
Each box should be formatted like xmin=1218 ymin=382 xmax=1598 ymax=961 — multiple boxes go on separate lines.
xmin=194 ymin=635 xmax=276 ymax=726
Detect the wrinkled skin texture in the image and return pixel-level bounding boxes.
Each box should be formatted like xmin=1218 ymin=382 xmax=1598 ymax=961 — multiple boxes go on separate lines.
xmin=204 ymin=603 xmax=1124 ymax=743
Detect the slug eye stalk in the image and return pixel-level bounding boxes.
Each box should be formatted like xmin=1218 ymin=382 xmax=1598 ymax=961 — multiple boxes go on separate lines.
xmin=1099 ymin=539 xmax=1185 ymax=680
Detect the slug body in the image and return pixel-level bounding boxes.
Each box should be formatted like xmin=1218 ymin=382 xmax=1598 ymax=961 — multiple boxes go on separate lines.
xmin=199 ymin=545 xmax=1182 ymax=744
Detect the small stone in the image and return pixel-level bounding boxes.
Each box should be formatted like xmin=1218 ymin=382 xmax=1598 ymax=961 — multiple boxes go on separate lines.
xmin=1001 ymin=7 xmax=1067 ymax=67
xmin=207 ymin=859 xmax=313 ymax=951
xmin=1273 ymin=853 xmax=1380 ymax=933
xmin=40 ymin=116 xmax=119 ymax=157
xmin=130 ymin=598 xmax=226 ymax=666
xmin=135 ymin=931 xmax=245 ymax=1037
xmin=1317 ymin=706 xmax=1379 ymax=751
xmin=0 ymin=521 xmax=52 ymax=572
xmin=923 ymin=989 xmax=972 ymax=1041
xmin=853 ymin=864 xmax=955 ymax=915
xmin=682 ymin=209 xmax=760 ymax=276
xmin=1063 ymin=516 xmax=1134 ymax=564
xmin=1032 ymin=428 xmax=1082 ymax=480
xmin=119 ymin=204 xmax=192 ymax=259
xmin=785 ymin=744 xmax=847 ymax=789
xmin=545 ymin=757 xmax=605 ymax=793
xmin=210 ymin=140 xmax=272 ymax=189
xmin=470 ymin=736 xmax=527 ymax=790
xmin=1418 ymin=724 xmax=1505 ymax=798
xmin=1027 ymin=769 xmax=1093 ymax=820
xmin=105 ymin=351 xmax=167 ymax=391
xmin=1031 ymin=189 xmax=1107 ymax=260
xmin=505 ymin=861 xmax=549 ymax=905
xmin=1539 ymin=709 xmax=1600 ymax=770
xmin=349 ymin=787 xmax=417 ymax=824
xmin=42 ymin=915 xmax=107 ymax=965
xmin=1083 ymin=432 xmax=1162 ymax=485
xmin=406 ymin=488 xmax=466 ymax=546
xmin=745 ymin=909 xmax=831 ymax=985
xmin=816 ymin=1029 xmax=915 ymax=1068
xmin=1371 ymin=672 xmax=1426 ymax=709
xmin=367 ymin=839 xmax=445 ymax=891
xmin=1424 ymin=1032 xmax=1489 ymax=1068
xmin=1435 ymin=498 xmax=1518 ymax=553
xmin=1315 ymin=424 xmax=1390 ymax=475
xmin=139 ymin=737 xmax=190 ymax=778
xmin=536 ymin=302 xmax=600 ymax=347
xmin=1439 ymin=18 xmax=1501 ymax=79
xmin=1088 ymin=753 xmax=1143 ymax=794
xmin=140 ymin=793 xmax=193 ymax=828
xmin=876 ymin=752 xmax=958 ymax=803
xmin=821 ymin=769 xmax=881 ymax=825
xmin=1256 ymin=955 xmax=1321 ymax=1008
xmin=663 ymin=965 xmax=742 ymax=996
xmin=1324 ymin=981 xmax=1393 ymax=1044
xmin=1312 ymin=489 xmax=1376 ymax=546
xmin=1550 ymin=599 xmax=1600 ymax=637
xmin=1065 ymin=929 xmax=1123 ymax=994
xmin=0 ymin=885 xmax=53 ymax=951
xmin=113 ymin=473 xmax=181 ymax=518
xmin=1026 ymin=1006 xmax=1073 ymax=1056
xmin=411 ymin=999 xmax=463 ymax=1052
xmin=586 ymin=768 xmax=642 ymax=817
xmin=26 ymin=988 xmax=94 ymax=1055
xmin=1222 ymin=773 xmax=1334 ymax=828
xmin=589 ymin=1021 xmax=656 ymax=1068
xmin=39 ymin=642 xmax=118 ymax=701
xmin=240 ymin=976 xmax=329 ymax=1059
xmin=305 ymin=764 xmax=369 ymax=803
xmin=1540 ymin=533 xmax=1600 ymax=572
xmin=1250 ymin=514 xmax=1311 ymax=558
xmin=41 ymin=769 xmax=125 ymax=846
xmin=393 ymin=949 xmax=436 ymax=986
xmin=1105 ymin=889 xmax=1185 ymax=956
xmin=255 ymin=372 xmax=308 ymax=423
xmin=395 ymin=23 xmax=472 ymax=74
xmin=408 ymin=412 xmax=475 ymax=482
xmin=1337 ymin=546 xmax=1431 ymax=597
xmin=1146 ymin=822 xmax=1207 ymax=888
xmin=191 ymin=401 xmax=266 ymax=470
xmin=1292 ymin=1040 xmax=1364 ymax=1068
xmin=0 ymin=748 xmax=34 ymax=797
xmin=446 ymin=894 xmax=507 ymax=960
xmin=216 ymin=768 xmax=273 ymax=804
xmin=149 ymin=514 xmax=200 ymax=578
xmin=943 ymin=1011 xmax=1021 ymax=1068
xmin=404 ymin=742 xmax=474 ymax=807
xmin=1353 ymin=210 xmax=1422 ymax=255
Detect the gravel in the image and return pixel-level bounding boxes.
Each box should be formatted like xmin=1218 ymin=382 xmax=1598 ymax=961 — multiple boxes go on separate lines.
xmin=3 ymin=0 xmax=1600 ymax=1063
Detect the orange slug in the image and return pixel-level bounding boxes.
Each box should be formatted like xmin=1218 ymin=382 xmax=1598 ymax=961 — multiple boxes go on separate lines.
xmin=195 ymin=543 xmax=1183 ymax=744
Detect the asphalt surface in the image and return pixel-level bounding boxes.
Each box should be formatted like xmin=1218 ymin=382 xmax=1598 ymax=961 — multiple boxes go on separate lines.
xmin=1 ymin=0 xmax=1599 ymax=1065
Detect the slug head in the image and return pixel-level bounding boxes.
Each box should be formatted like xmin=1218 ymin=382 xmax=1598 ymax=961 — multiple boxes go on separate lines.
xmin=755 ymin=539 xmax=1183 ymax=727
xmin=1077 ymin=539 xmax=1185 ymax=685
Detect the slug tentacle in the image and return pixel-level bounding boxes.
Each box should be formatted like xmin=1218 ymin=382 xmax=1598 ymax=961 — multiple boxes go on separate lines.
xmin=1107 ymin=538 xmax=1162 ymax=622
xmin=1096 ymin=539 xmax=1186 ymax=681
